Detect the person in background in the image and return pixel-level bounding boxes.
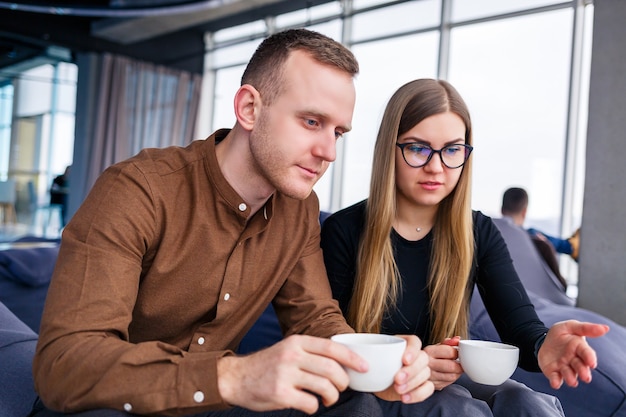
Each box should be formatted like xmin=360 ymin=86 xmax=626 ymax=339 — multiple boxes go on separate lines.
xmin=501 ymin=187 xmax=580 ymax=262
xmin=321 ymin=78 xmax=609 ymax=417
xmin=31 ymin=29 xmax=434 ymax=417
xmin=49 ymin=165 xmax=71 ymax=227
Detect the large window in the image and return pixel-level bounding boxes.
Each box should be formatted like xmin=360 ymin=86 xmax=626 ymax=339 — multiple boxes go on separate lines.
xmin=4 ymin=62 xmax=76 ymax=219
xmin=344 ymin=32 xmax=439 ymax=208
xmin=201 ymin=1 xmax=592 ymax=289
xmin=448 ymin=9 xmax=574 ymax=226
xmin=0 ymin=83 xmax=13 ymax=180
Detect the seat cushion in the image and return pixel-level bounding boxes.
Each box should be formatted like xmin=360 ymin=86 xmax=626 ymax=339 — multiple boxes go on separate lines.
xmin=0 ymin=301 xmax=38 ymax=417
xmin=0 ymin=239 xmax=60 ymax=332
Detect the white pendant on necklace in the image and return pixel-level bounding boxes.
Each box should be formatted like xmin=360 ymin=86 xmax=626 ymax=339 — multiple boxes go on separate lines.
xmin=416 ymin=227 xmax=422 ymax=233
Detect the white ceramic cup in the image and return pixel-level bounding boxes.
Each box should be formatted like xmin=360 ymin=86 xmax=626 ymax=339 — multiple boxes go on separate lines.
xmin=331 ymin=333 xmax=406 ymax=392
xmin=457 ymin=340 xmax=520 ymax=385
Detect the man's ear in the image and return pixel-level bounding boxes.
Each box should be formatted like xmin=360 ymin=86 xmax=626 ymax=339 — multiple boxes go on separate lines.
xmin=234 ymin=84 xmax=261 ymax=131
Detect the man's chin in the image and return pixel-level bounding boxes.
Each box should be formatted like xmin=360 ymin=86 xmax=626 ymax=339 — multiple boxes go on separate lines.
xmin=284 ymin=189 xmax=313 ymax=200
xmin=278 ymin=184 xmax=315 ymax=200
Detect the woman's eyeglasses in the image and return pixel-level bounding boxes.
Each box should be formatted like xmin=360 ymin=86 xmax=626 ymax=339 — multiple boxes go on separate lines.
xmin=396 ymin=142 xmax=473 ymax=169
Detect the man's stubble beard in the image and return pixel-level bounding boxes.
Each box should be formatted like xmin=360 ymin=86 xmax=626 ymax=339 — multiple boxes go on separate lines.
xmin=249 ymin=112 xmax=316 ymax=201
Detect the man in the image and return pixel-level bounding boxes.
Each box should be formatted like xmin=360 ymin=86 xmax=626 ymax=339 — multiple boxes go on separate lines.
xmin=31 ymin=29 xmax=433 ymax=417
xmin=49 ymin=165 xmax=71 ymax=226
xmin=501 ymin=187 xmax=580 ymax=262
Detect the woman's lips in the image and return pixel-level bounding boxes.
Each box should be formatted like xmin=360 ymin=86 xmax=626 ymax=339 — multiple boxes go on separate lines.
xmin=420 ymin=181 xmax=442 ymax=191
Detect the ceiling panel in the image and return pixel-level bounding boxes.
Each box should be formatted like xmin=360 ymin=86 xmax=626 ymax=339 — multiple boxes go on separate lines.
xmin=0 ymin=0 xmax=335 ymax=73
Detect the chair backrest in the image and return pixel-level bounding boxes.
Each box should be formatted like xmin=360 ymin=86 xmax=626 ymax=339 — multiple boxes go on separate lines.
xmin=492 ymin=217 xmax=574 ymax=306
xmin=0 ymin=179 xmax=17 ymax=204
xmin=0 ymin=301 xmax=38 ymax=417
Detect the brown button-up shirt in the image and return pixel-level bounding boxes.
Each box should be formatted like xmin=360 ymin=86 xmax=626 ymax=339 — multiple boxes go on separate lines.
xmin=33 ymin=130 xmax=353 ymax=416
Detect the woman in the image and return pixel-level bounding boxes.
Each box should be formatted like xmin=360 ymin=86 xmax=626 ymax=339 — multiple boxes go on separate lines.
xmin=321 ymin=79 xmax=608 ymax=416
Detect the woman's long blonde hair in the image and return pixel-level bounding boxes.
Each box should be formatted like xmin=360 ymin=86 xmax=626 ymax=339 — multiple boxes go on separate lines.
xmin=347 ymin=79 xmax=474 ymax=344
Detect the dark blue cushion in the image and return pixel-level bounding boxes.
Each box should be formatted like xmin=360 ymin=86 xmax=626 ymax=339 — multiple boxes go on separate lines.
xmin=0 ymin=241 xmax=59 ymax=287
xmin=238 ymin=303 xmax=283 ymax=354
xmin=0 ymin=242 xmax=59 ymax=333
xmin=0 ymin=301 xmax=38 ymax=417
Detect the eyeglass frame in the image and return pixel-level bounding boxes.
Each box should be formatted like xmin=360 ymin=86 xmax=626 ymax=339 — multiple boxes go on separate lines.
xmin=395 ymin=142 xmax=473 ymax=169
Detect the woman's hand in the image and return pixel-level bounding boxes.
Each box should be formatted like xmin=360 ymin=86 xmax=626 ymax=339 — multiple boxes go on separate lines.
xmin=374 ymin=335 xmax=434 ymax=403
xmin=538 ymin=320 xmax=609 ymax=389
xmin=423 ymin=336 xmax=464 ymax=390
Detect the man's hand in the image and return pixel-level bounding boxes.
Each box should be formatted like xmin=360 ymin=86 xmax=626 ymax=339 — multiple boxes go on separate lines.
xmin=423 ymin=336 xmax=463 ymax=390
xmin=538 ymin=320 xmax=609 ymax=389
xmin=217 ymin=334 xmax=367 ymax=414
xmin=374 ymin=335 xmax=434 ymax=403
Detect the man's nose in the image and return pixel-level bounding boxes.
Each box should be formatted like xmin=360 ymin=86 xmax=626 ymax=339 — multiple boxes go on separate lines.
xmin=313 ymin=130 xmax=337 ymax=162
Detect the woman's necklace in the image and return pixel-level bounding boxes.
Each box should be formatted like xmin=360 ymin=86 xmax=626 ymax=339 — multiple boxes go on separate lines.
xmin=394 ymin=219 xmax=427 ymax=240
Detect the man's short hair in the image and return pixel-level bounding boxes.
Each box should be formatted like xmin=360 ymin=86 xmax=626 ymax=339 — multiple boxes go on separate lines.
xmin=502 ymin=187 xmax=529 ymax=215
xmin=241 ymin=28 xmax=359 ymax=105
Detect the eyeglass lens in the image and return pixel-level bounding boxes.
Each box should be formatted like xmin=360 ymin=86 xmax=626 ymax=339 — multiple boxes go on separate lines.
xmin=402 ymin=143 xmax=471 ymax=168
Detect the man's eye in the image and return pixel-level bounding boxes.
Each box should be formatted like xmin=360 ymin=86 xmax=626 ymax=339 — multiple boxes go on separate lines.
xmin=305 ymin=119 xmax=319 ymax=127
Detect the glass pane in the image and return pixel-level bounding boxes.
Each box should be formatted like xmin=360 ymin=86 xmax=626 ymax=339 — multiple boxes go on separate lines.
xmin=342 ymin=32 xmax=439 ymax=208
xmin=212 ymin=65 xmax=244 ymax=132
xmin=50 ymin=113 xmax=75 ymax=174
xmin=448 ymin=9 xmax=573 ymax=233
xmin=213 ymin=20 xmax=267 ymax=43
xmin=354 ymin=0 xmax=402 ymax=10
xmin=305 ymin=19 xmax=342 ymax=41
xmin=352 ymin=0 xmax=441 ymax=42
xmin=11 ymin=116 xmax=41 ymax=172
xmin=0 ymin=84 xmax=11 ymax=178
xmin=56 ymin=62 xmax=78 ymax=114
xmin=276 ymin=2 xmax=342 ymax=28
xmin=212 ymin=39 xmax=262 ymax=68
xmin=0 ymin=127 xmax=10 ymax=180
xmin=0 ymin=84 xmax=13 ymax=126
xmin=16 ymin=65 xmax=54 ymax=117
xmin=452 ymin=0 xmax=565 ymax=22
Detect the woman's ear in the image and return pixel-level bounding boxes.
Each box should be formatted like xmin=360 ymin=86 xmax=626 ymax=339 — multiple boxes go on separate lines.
xmin=234 ymin=84 xmax=261 ymax=131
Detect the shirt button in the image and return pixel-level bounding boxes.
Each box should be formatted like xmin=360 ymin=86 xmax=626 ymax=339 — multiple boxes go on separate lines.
xmin=123 ymin=403 xmax=133 ymax=412
xmin=238 ymin=203 xmax=247 ymax=211
xmin=224 ymin=293 xmax=230 ymax=301
xmin=193 ymin=391 xmax=205 ymax=403
xmin=198 ymin=337 xmax=205 ymax=345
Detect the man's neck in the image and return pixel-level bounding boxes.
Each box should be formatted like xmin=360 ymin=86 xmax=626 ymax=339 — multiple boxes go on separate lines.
xmin=503 ymin=212 xmax=525 ymax=227
xmin=215 ymin=128 xmax=274 ymax=216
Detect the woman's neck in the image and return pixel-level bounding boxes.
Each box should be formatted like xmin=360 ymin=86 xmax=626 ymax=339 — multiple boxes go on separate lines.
xmin=394 ymin=202 xmax=438 ymax=241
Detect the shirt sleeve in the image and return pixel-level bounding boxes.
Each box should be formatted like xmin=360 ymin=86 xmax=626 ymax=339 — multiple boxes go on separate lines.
xmin=33 ymin=162 xmax=231 ymax=416
xmin=474 ymin=212 xmax=549 ymax=371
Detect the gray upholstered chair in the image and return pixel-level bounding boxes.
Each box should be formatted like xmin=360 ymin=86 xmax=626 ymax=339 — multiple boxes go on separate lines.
xmin=492 ymin=217 xmax=575 ymax=306
xmin=0 ymin=301 xmax=38 ymax=416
